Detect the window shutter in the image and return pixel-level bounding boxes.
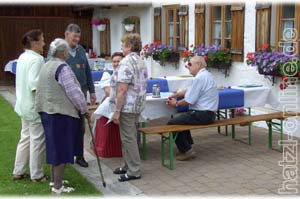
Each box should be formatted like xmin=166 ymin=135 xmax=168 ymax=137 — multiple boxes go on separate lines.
xmin=100 ymin=19 xmax=111 ymax=56
xmin=230 ymin=3 xmax=244 ymax=61
xmin=195 ymin=4 xmax=205 ymax=47
xmin=179 ymin=5 xmax=189 ymax=49
xmin=154 ymin=7 xmax=161 ymax=42
xmin=256 ymin=4 xmax=271 ymax=50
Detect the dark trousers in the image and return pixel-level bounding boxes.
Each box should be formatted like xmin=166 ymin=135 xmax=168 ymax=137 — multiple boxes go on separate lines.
xmin=74 ymin=85 xmax=88 ymax=157
xmin=167 ymin=110 xmax=216 ymax=153
xmin=74 ymin=115 xmax=84 ymax=157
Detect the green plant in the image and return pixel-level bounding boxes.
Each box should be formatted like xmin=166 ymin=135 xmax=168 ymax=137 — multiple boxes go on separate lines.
xmin=122 ymin=17 xmax=134 ymax=25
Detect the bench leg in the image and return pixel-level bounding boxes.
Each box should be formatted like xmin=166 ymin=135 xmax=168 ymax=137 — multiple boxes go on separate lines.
xmin=248 ymin=108 xmax=252 ymax=145
xmin=267 ymin=119 xmax=283 ymax=152
xmin=217 ymin=110 xmax=220 ymax=134
xmin=161 ymin=132 xmax=175 ymax=170
xmin=231 ymin=109 xmax=236 ymax=139
xmin=142 ymin=132 xmax=147 ymax=160
xmin=217 ymin=109 xmax=228 ymax=136
xmin=267 ymin=120 xmax=272 ymax=150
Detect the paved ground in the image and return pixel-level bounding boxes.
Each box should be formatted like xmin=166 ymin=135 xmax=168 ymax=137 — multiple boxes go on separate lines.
xmin=84 ymin=118 xmax=300 ymax=196
xmin=2 ymin=85 xmax=300 ymax=196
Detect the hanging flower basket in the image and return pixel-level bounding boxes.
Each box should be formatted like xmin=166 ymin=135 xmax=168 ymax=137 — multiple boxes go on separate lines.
xmin=97 ymin=24 xmax=106 ymax=31
xmin=124 ymin=24 xmax=134 ymax=32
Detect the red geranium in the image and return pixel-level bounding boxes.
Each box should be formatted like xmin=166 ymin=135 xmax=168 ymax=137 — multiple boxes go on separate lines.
xmin=281 ymin=76 xmax=288 ymax=82
xmin=205 ymin=56 xmax=209 ymax=62
xmin=261 ymin=43 xmax=269 ymax=50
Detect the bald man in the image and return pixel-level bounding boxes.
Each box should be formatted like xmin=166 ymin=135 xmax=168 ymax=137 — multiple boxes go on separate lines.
xmin=166 ymin=56 xmax=219 ymax=161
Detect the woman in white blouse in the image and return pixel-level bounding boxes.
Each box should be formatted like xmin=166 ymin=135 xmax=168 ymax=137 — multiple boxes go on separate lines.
xmin=94 ymin=52 xmax=123 ymax=157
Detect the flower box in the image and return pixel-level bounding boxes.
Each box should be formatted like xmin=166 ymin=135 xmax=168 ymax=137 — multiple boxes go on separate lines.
xmin=142 ymin=41 xmax=178 ymax=66
xmin=181 ymin=44 xmax=232 ymax=77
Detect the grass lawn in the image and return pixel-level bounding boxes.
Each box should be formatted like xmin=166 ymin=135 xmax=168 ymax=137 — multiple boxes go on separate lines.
xmin=0 ymin=96 xmax=101 ymax=196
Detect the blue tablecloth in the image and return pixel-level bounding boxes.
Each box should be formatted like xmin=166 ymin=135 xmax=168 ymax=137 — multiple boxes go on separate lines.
xmin=12 ymin=61 xmax=17 ymax=74
xmin=218 ymin=88 xmax=244 ymax=109
xmin=91 ymin=70 xmax=113 ymax=82
xmin=146 ymin=78 xmax=169 ymax=93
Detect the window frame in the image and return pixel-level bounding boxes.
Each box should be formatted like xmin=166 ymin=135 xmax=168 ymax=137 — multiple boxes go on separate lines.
xmin=164 ymin=5 xmax=180 ymax=51
xmin=276 ymin=4 xmax=300 ymax=54
xmin=209 ymin=4 xmax=232 ymax=48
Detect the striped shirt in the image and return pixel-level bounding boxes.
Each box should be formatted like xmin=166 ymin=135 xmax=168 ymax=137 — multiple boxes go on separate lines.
xmin=55 ymin=64 xmax=88 ymax=114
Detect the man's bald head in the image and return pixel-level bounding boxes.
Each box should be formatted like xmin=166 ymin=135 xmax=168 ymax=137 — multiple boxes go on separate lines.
xmin=191 ymin=56 xmax=207 ymax=68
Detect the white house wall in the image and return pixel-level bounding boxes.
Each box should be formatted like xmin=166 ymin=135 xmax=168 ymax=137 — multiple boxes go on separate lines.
xmin=92 ymin=2 xmax=300 ymax=137
xmin=93 ymin=6 xmax=152 ymax=56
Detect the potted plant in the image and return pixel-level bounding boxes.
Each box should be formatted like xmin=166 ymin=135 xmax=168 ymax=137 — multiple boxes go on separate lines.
xmin=181 ymin=44 xmax=232 ymax=77
xmin=142 ymin=41 xmax=179 ymax=66
xmin=122 ymin=17 xmax=134 ymax=31
xmin=91 ymin=18 xmax=108 ymax=31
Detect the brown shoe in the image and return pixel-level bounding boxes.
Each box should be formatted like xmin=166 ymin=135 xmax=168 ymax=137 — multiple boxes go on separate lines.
xmin=176 ymin=150 xmax=196 ymax=161
xmin=31 ymin=176 xmax=49 ymax=183
xmin=12 ymin=174 xmax=29 ymax=181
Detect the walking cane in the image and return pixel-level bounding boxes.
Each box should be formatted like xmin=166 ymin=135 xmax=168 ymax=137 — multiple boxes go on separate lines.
xmin=86 ymin=119 xmax=106 ymax=188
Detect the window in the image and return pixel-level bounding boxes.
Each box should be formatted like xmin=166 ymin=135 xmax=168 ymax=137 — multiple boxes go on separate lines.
xmin=255 ymin=3 xmax=271 ymax=50
xmin=165 ymin=5 xmax=180 ymax=50
xmin=164 ymin=5 xmax=188 ymax=51
xmin=210 ymin=4 xmax=244 ymax=61
xmin=100 ymin=19 xmax=111 ymax=56
xmin=210 ymin=5 xmax=231 ymax=48
xmin=276 ymin=4 xmax=300 ymax=55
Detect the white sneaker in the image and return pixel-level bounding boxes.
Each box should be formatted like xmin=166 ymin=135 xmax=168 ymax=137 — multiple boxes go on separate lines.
xmin=49 ymin=180 xmax=69 ymax=187
xmin=51 ymin=185 xmax=75 ymax=194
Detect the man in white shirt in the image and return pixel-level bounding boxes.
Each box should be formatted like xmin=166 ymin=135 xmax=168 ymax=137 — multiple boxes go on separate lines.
xmin=13 ymin=29 xmax=47 ymax=182
xmin=166 ymin=56 xmax=219 ymax=161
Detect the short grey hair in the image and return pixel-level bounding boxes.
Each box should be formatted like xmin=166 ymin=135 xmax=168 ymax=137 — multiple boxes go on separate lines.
xmin=65 ymin=23 xmax=81 ymax=33
xmin=192 ymin=56 xmax=207 ymax=67
xmin=49 ymin=38 xmax=69 ymax=58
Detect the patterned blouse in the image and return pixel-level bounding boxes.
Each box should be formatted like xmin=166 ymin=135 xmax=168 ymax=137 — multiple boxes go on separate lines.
xmin=109 ymin=52 xmax=148 ymax=114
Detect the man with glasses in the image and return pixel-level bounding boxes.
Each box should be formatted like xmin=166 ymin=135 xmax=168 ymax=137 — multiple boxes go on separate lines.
xmin=166 ymin=56 xmax=219 ymax=161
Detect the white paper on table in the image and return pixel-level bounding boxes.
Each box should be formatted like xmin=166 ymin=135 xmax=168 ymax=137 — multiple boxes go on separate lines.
xmin=93 ymin=97 xmax=114 ymax=124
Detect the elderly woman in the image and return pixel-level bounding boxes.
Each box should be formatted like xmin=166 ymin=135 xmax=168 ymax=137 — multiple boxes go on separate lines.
xmin=35 ymin=38 xmax=90 ymax=194
xmin=110 ymin=33 xmax=148 ymax=182
xmin=94 ymin=52 xmax=123 ymax=157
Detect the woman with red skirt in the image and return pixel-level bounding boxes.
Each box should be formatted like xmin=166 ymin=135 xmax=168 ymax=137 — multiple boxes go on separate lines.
xmin=94 ymin=52 xmax=124 ymax=157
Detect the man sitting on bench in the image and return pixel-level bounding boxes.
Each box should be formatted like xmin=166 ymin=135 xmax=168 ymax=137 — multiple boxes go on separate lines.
xmin=166 ymin=56 xmax=219 ymax=161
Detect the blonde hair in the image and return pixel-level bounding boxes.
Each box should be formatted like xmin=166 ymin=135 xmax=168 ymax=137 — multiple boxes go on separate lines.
xmin=121 ymin=33 xmax=142 ymax=53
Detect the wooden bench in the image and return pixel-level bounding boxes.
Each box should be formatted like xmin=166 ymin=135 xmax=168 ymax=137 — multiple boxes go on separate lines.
xmin=138 ymin=112 xmax=299 ymax=170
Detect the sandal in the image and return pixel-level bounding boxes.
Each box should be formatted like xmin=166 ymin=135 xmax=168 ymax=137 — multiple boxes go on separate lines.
xmin=118 ymin=173 xmax=141 ymax=182
xmin=12 ymin=174 xmax=29 ymax=181
xmin=113 ymin=167 xmax=127 ymax=175
xmin=51 ymin=185 xmax=75 ymax=194
xmin=49 ymin=180 xmax=69 ymax=187
xmin=31 ymin=176 xmax=49 ymax=183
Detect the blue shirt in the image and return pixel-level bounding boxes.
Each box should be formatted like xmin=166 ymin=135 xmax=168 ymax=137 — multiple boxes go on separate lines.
xmin=185 ymin=68 xmax=219 ymax=111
